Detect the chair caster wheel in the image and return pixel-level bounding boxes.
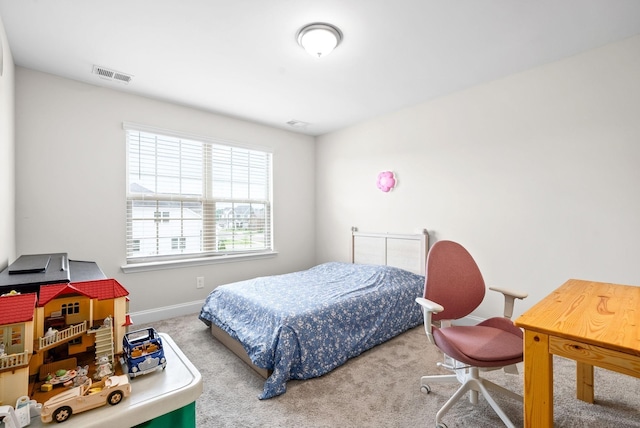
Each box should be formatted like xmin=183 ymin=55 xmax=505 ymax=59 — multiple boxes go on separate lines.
xmin=421 ymin=384 xmax=431 ymax=394
xmin=436 ymin=423 xmax=448 ymax=428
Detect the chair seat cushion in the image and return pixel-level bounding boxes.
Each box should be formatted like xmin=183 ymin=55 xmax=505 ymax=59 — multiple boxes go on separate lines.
xmin=433 ymin=324 xmax=523 ymax=364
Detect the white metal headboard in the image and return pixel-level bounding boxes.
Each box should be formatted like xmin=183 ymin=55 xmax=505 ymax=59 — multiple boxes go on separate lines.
xmin=351 ymin=227 xmax=429 ymax=275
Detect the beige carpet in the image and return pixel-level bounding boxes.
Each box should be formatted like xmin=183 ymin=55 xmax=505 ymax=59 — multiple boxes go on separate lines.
xmin=150 ymin=314 xmax=640 ymax=427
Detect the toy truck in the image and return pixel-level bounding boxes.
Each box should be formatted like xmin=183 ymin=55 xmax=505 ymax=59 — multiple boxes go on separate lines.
xmin=121 ymin=328 xmax=166 ymax=378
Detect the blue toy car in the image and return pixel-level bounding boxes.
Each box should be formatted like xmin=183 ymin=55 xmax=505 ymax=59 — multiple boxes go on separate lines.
xmin=121 ymin=328 xmax=167 ymax=378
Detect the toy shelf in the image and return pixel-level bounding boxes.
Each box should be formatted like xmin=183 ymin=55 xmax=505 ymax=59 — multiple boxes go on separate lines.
xmin=27 ymin=333 xmax=202 ymax=428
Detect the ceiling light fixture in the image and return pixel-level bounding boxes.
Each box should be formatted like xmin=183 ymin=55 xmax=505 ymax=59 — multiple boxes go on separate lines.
xmin=297 ymin=23 xmax=343 ymax=58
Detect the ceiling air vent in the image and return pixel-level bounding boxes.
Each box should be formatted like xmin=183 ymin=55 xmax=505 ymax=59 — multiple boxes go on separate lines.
xmin=92 ymin=65 xmax=133 ymax=84
xmin=286 ymin=120 xmax=309 ymax=129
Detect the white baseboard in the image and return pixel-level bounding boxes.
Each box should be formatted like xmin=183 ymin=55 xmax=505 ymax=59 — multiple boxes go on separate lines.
xmin=129 ymin=300 xmax=205 ymax=326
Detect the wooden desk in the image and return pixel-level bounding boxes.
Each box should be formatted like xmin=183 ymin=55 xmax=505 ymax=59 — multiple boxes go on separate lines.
xmin=515 ymin=279 xmax=640 ymax=427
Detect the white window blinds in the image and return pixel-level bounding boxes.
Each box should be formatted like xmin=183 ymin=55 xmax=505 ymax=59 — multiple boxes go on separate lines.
xmin=125 ymin=125 xmax=272 ymax=262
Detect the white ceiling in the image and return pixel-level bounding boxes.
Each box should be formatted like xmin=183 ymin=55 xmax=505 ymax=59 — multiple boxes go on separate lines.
xmin=1 ymin=1 xmax=640 ymax=136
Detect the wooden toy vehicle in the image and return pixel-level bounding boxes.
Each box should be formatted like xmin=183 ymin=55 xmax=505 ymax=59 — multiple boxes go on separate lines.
xmin=121 ymin=328 xmax=167 ymax=378
xmin=40 ymin=375 xmax=131 ymax=423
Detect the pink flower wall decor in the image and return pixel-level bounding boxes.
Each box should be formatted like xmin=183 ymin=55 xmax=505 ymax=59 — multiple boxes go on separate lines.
xmin=376 ymin=171 xmax=397 ymax=192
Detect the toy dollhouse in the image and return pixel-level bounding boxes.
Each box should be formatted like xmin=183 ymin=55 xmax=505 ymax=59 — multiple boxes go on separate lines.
xmin=0 ymin=293 xmax=37 ymax=406
xmin=0 ymin=278 xmax=130 ymax=407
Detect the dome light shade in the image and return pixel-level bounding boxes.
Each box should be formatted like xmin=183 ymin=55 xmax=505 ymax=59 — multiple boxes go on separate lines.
xmin=297 ymin=23 xmax=343 ymax=58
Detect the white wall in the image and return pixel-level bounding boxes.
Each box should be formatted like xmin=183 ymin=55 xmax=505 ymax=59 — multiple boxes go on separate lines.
xmin=0 ymin=14 xmax=15 ymax=271
xmin=316 ymin=35 xmax=640 ymax=320
xmin=14 ymin=68 xmax=316 ymax=318
xmin=10 ymin=34 xmax=640 ymax=323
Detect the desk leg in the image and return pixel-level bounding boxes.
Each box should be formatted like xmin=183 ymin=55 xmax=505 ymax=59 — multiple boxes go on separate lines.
xmin=576 ymin=362 xmax=595 ymax=403
xmin=523 ymin=330 xmax=553 ymax=428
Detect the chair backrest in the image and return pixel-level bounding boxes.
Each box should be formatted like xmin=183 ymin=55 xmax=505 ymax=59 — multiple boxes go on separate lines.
xmin=423 ymin=240 xmax=485 ymax=321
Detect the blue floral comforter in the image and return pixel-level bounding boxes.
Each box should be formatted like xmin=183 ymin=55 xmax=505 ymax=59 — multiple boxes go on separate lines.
xmin=199 ymin=262 xmax=425 ymax=399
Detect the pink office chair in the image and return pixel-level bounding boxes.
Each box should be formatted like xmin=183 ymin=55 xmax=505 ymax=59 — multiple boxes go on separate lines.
xmin=415 ymin=240 xmax=527 ymax=428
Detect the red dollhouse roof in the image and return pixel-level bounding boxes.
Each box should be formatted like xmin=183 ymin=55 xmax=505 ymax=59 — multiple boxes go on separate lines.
xmin=74 ymin=278 xmax=129 ymax=300
xmin=0 ymin=293 xmax=37 ymax=325
xmin=38 ymin=279 xmax=129 ymax=306
xmin=38 ymin=283 xmax=89 ymax=306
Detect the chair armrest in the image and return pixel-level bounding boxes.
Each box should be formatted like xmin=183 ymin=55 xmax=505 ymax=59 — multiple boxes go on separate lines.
xmin=415 ymin=297 xmax=444 ymax=314
xmin=415 ymin=297 xmax=445 ymax=344
xmin=488 ymin=286 xmax=528 ymax=319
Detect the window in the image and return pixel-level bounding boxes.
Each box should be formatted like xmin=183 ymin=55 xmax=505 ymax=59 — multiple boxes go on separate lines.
xmin=61 ymin=302 xmax=80 ymax=315
xmin=171 ymin=237 xmax=186 ymax=250
xmin=11 ymin=326 xmax=22 ymax=346
xmin=125 ymin=124 xmax=273 ymax=263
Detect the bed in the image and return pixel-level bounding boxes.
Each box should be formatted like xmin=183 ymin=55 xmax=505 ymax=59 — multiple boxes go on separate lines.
xmin=198 ymin=228 xmax=429 ymax=399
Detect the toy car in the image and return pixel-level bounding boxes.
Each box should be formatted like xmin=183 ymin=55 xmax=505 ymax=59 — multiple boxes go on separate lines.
xmin=121 ymin=328 xmax=167 ymax=378
xmin=40 ymin=375 xmax=131 ymax=423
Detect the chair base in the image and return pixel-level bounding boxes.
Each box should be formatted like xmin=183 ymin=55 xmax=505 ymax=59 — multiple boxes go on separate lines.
xmin=421 ymin=367 xmax=521 ymax=428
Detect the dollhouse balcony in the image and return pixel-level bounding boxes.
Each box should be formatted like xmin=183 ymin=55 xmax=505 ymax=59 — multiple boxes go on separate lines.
xmin=0 ymin=350 xmax=30 ymax=371
xmin=37 ymin=320 xmax=88 ymax=352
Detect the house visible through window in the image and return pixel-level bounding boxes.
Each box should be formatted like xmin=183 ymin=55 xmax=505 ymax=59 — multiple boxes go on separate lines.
xmin=125 ymin=124 xmax=273 ymax=263
xmin=171 ymin=237 xmax=186 ymax=250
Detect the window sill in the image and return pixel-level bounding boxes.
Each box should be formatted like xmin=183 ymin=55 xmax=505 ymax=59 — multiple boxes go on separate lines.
xmin=121 ymin=251 xmax=278 ymax=273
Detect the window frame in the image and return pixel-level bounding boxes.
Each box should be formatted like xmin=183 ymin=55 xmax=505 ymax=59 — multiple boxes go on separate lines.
xmin=122 ymin=122 xmax=275 ymax=271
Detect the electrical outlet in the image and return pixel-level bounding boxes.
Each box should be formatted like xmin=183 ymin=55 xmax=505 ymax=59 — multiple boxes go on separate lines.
xmin=196 ymin=277 xmax=204 ymax=289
